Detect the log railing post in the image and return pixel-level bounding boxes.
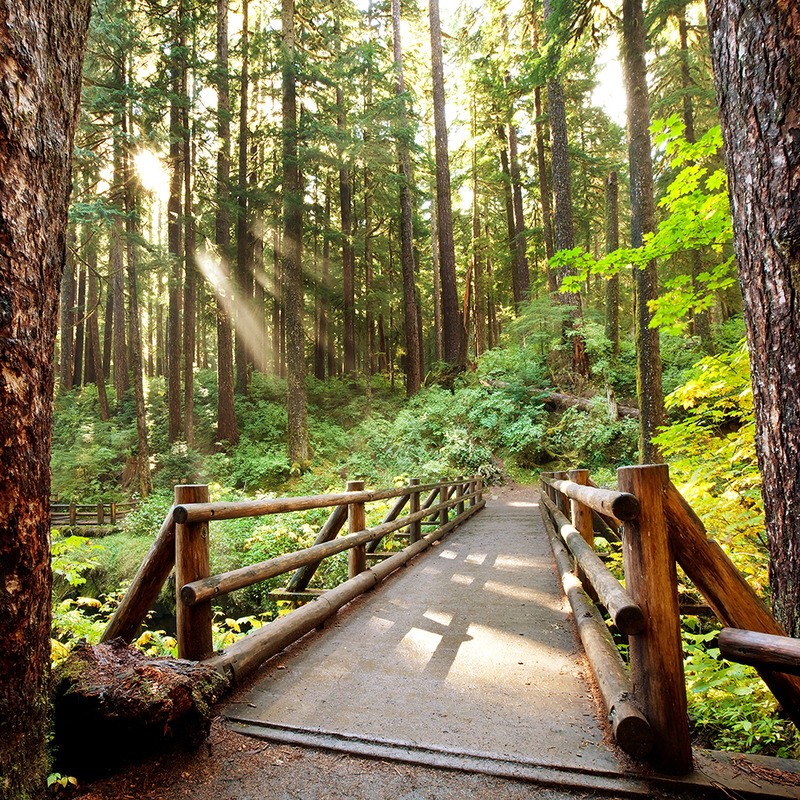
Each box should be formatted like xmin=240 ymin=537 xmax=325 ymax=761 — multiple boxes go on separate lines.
xmin=553 ymin=471 xmax=569 ymax=515
xmin=69 ymin=502 xmax=76 ymax=526
xmin=175 ymin=484 xmax=213 ymax=661
xmin=97 ymin=502 xmax=104 ymax=525
xmin=347 ymin=480 xmax=366 ymax=579
xmin=409 ymin=478 xmax=421 ymax=543
xmin=456 ymin=476 xmax=465 ymax=516
xmin=617 ymin=464 xmax=692 ymax=775
xmin=477 ymin=475 xmax=484 ymax=503
xmin=468 ymin=475 xmax=476 ymax=507
xmin=439 ymin=479 xmax=448 ymax=527
xmin=568 ymin=469 xmax=596 ymax=601
xmin=110 ymin=502 xmax=117 ymax=525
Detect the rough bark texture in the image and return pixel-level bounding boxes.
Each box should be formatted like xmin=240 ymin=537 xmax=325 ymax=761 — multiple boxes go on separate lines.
xmin=338 ymin=80 xmax=356 ymax=377
xmin=497 ymin=125 xmax=521 ymax=304
xmin=53 ymin=640 xmax=229 ymax=778
xmin=392 ymin=0 xmax=422 ymax=395
xmin=706 ymin=0 xmax=800 ymax=637
xmin=282 ymin=0 xmax=309 ymax=463
xmin=59 ymin=233 xmax=76 ymax=390
xmin=0 ymin=3 xmax=90 ymax=797
xmin=216 ymin=0 xmax=238 ymax=445
xmin=508 ymin=122 xmax=530 ymax=304
xmin=622 ymin=0 xmax=664 ymax=464
xmin=429 ymin=0 xmax=465 ymax=368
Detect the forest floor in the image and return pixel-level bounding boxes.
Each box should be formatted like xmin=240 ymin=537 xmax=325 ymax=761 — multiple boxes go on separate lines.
xmin=69 ymin=485 xmax=787 ymax=800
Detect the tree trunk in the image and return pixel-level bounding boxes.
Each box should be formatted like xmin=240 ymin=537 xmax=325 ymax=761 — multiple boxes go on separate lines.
xmin=60 ymin=228 xmax=76 ymax=391
xmin=182 ymin=32 xmax=196 ymax=447
xmin=72 ymin=255 xmax=86 ymax=387
xmin=428 ymin=0 xmax=464 ymax=368
xmin=87 ymin=248 xmax=110 ymax=421
xmin=430 ymin=186 xmax=443 ymax=363
xmin=392 ymin=0 xmax=422 ymax=394
xmin=0 ymin=4 xmax=89 ymax=796
xmin=498 ymin=125 xmax=521 ymax=304
xmin=472 ymin=98 xmax=487 ymax=357
xmin=216 ymin=0 xmax=238 ymax=444
xmin=167 ymin=5 xmax=184 ymax=442
xmin=604 ymin=171 xmax=620 ymax=355
xmin=622 ymin=0 xmax=665 ymax=464
xmin=282 ymin=0 xmax=308 ymax=464
xmin=706 ymin=0 xmax=800 ymax=636
xmin=111 ymin=112 xmax=128 ymax=404
xmin=508 ymin=121 xmax=530 ymax=304
xmin=123 ymin=57 xmax=151 ymax=496
xmin=235 ymin=0 xmax=252 ymax=395
xmin=679 ymin=10 xmax=712 ymax=353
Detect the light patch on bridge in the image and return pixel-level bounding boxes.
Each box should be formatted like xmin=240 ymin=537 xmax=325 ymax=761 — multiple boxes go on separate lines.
xmin=493 ymin=553 xmax=540 ymax=570
xmin=438 ymin=549 xmax=458 ymax=560
xmin=464 ymin=552 xmax=486 ymax=565
xmin=507 ymin=500 xmax=538 ymax=508
xmin=484 ymin=579 xmax=565 ymax=611
xmin=450 ymin=573 xmax=474 ymax=585
xmin=396 ymin=626 xmax=441 ymax=669
xmin=423 ymin=609 xmax=453 ymax=627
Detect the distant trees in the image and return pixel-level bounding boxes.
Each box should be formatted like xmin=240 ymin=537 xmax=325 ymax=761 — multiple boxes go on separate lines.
xmin=0 ymin=3 xmax=90 ymax=797
xmin=706 ymin=0 xmax=800 ymax=637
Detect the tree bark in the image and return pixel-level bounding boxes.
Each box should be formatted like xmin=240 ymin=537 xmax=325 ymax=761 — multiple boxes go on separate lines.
xmin=60 ymin=228 xmax=76 ymax=391
xmin=167 ymin=4 xmax=184 ymax=442
xmin=72 ymin=253 xmax=86 ymax=387
xmin=282 ymin=0 xmax=308 ymax=463
xmin=428 ymin=0 xmax=465 ymax=368
xmin=498 ymin=125 xmax=521 ymax=304
xmin=472 ymin=98 xmax=487 ymax=357
xmin=706 ymin=0 xmax=800 ymax=637
xmin=235 ymin=0 xmax=253 ymax=395
xmin=216 ymin=0 xmax=238 ymax=444
xmin=622 ymin=0 xmax=665 ymax=464
xmin=87 ymin=246 xmax=110 ymax=421
xmin=508 ymin=121 xmax=530 ymax=304
xmin=0 ymin=3 xmax=90 ymax=796
xmin=392 ymin=0 xmax=422 ymax=394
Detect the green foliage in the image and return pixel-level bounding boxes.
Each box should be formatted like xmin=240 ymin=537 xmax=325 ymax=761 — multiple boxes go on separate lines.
xmin=683 ymin=624 xmax=800 ymax=757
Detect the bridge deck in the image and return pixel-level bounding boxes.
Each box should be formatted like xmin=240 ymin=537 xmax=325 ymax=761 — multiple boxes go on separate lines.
xmin=225 ymin=488 xmax=800 ymax=798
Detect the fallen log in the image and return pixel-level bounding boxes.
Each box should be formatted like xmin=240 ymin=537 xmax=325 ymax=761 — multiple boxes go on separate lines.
xmin=52 ymin=639 xmax=230 ymax=777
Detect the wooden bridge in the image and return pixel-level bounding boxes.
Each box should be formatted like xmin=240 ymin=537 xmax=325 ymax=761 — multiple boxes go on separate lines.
xmin=101 ymin=469 xmax=800 ymax=797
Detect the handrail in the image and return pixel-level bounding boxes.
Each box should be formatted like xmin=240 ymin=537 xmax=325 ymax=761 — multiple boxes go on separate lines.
xmin=539 ymin=492 xmax=643 ymax=634
xmin=541 ymin=463 xmax=800 ymax=776
xmin=181 ymin=488 xmax=478 ymax=606
xmin=101 ymin=475 xmax=486 ymax=681
xmin=541 ymin=474 xmax=639 ymax=521
xmin=173 ymin=480 xmax=448 ymax=524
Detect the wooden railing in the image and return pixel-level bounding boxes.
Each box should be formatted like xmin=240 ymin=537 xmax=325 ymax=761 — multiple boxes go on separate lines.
xmin=101 ymin=476 xmax=485 ymax=684
xmin=540 ymin=465 xmax=800 ymax=776
xmin=50 ymin=500 xmax=137 ymax=528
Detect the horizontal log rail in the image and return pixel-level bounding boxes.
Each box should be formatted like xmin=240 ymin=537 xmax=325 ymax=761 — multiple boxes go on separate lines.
xmin=101 ymin=476 xmax=485 ymax=680
xmin=541 ymin=474 xmax=639 ymax=522
xmin=719 ymin=628 xmax=800 ymax=677
xmin=539 ymin=492 xmax=644 ymax=634
xmin=541 ymin=463 xmax=800 ymax=776
xmin=172 ymin=481 xmax=449 ymax=525
xmin=180 ymin=488 xmax=479 ymax=606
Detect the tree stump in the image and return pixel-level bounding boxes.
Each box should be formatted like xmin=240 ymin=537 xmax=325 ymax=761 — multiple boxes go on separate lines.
xmin=52 ymin=638 xmax=229 ymax=777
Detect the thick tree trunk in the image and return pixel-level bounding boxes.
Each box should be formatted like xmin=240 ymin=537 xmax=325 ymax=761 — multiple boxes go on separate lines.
xmin=706 ymin=0 xmax=800 ymax=637
xmin=392 ymin=0 xmax=422 ymax=394
xmin=282 ymin=0 xmax=308 ymax=463
xmin=72 ymin=255 xmax=86 ymax=387
xmin=472 ymin=98 xmax=487 ymax=357
xmin=0 ymin=3 xmax=89 ymax=797
xmin=622 ymin=0 xmax=665 ymax=464
xmin=87 ymin=250 xmax=110 ymax=421
xmin=428 ymin=0 xmax=465 ymax=368
xmin=498 ymin=125 xmax=521 ymax=304
xmin=430 ymin=187 xmax=443 ymax=363
xmin=111 ymin=119 xmax=128 ymax=405
xmin=337 ymin=76 xmax=356 ymax=377
xmin=216 ymin=0 xmax=238 ymax=444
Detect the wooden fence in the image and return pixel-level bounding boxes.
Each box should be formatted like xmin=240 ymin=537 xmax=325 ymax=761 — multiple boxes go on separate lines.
xmin=50 ymin=500 xmax=137 ymax=528
xmin=540 ymin=465 xmax=800 ymax=776
xmin=101 ymin=476 xmax=485 ymax=684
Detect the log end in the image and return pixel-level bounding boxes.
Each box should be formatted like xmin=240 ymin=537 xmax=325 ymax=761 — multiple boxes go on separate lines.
xmin=610 ymin=492 xmax=640 ymax=521
xmin=611 ymin=702 xmax=654 ymax=758
xmin=614 ymin=603 xmax=646 ymax=636
xmin=172 ymin=505 xmax=188 ymax=524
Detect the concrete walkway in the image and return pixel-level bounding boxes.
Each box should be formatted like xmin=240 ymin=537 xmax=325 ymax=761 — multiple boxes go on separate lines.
xmin=225 ymin=488 xmax=800 ymax=798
